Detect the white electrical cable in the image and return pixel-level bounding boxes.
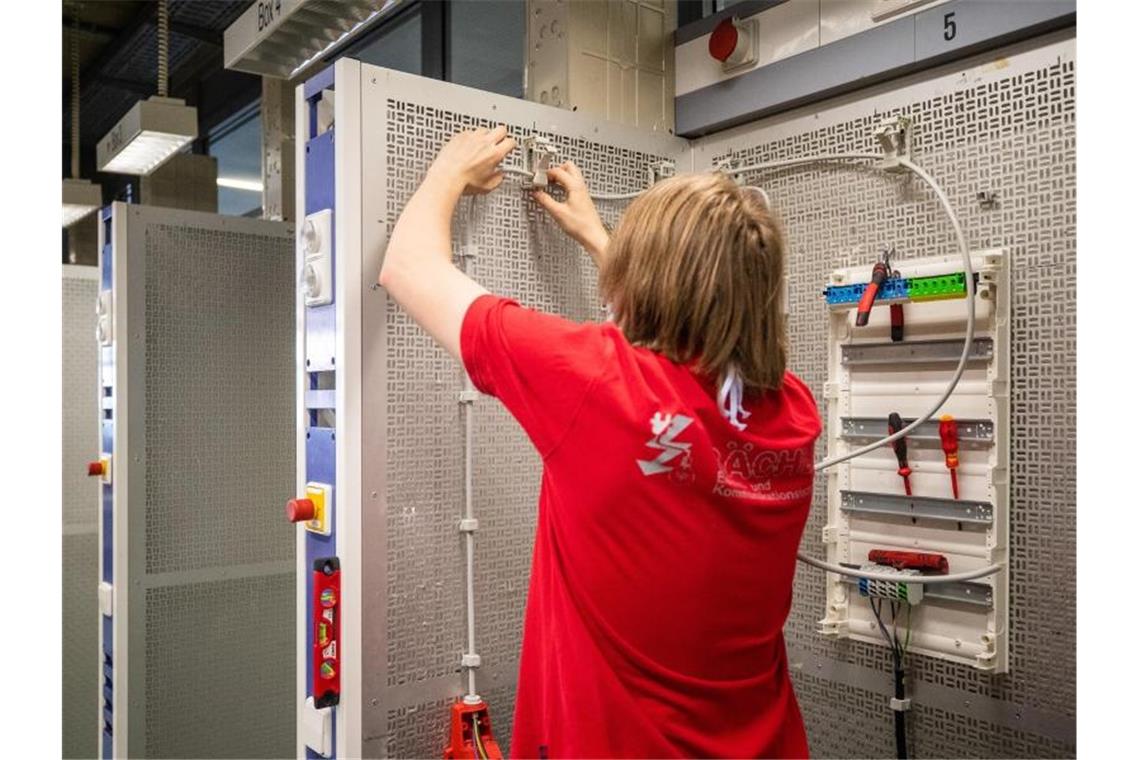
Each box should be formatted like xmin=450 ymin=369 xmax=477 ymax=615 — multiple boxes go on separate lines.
xmin=796 ymin=554 xmax=1001 ymax=584
xmin=727 ymin=153 xmax=999 ymax=583
xmin=502 ymin=148 xmax=999 ymax=583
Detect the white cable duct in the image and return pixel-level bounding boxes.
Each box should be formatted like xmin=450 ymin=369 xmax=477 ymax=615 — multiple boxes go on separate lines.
xmin=460 ymin=196 xmax=481 ymax=701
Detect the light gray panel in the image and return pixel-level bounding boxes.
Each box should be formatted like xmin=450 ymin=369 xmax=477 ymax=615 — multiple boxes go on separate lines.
xmin=380 ymin=100 xmax=670 ymax=754
xmin=142 ymin=224 xmax=295 ymax=574
xmin=62 ymin=270 xmax=99 ymax=760
xmin=914 ymin=0 xmax=1076 ymax=60
xmin=63 ymin=532 xmax=98 ymax=760
xmin=121 ymin=209 xmax=297 ymax=757
xmin=142 ymin=574 xmax=294 ymax=759
xmin=63 ymin=272 xmax=99 ymax=528
xmin=703 ymin=51 xmax=1075 ymax=758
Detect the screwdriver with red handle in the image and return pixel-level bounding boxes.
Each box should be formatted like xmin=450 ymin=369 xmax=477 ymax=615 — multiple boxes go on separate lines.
xmin=855 ymin=260 xmax=890 ymax=327
xmin=886 ymin=412 xmax=912 ymax=495
xmin=939 ymin=414 xmax=960 ymax=499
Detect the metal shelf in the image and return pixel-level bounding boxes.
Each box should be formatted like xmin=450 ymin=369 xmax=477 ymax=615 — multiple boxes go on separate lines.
xmin=842 ymin=417 xmax=994 ymax=449
xmin=841 ymin=338 xmax=994 ymax=366
xmin=841 ymin=490 xmax=993 ymax=525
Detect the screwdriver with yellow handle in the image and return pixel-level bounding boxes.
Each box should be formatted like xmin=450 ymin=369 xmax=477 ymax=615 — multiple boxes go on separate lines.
xmin=939 ymin=414 xmax=960 ymax=499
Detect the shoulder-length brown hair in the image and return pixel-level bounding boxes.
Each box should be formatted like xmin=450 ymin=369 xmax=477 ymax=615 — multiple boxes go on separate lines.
xmin=600 ymin=172 xmax=787 ymax=392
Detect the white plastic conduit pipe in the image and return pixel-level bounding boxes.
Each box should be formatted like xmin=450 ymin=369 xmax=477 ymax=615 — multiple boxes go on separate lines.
xmin=460 ymin=196 xmax=482 ymax=701
xmin=501 ymin=150 xmax=1000 ymax=585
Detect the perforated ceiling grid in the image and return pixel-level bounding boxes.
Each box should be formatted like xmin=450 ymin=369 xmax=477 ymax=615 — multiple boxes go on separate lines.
xmin=62 ymin=271 xmax=99 ymax=760
xmin=703 ymin=55 xmax=1075 ymax=757
xmin=381 ymin=100 xmax=657 ymax=755
xmin=143 ymin=225 xmax=295 ymax=574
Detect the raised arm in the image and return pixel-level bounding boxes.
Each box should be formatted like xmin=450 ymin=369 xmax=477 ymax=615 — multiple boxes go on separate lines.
xmin=532 ymin=161 xmax=611 ymax=269
xmin=377 ymin=126 xmax=516 ymax=361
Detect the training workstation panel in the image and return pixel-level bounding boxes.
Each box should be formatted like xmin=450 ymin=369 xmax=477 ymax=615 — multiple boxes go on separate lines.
xmin=291 ymin=30 xmax=1074 ymax=759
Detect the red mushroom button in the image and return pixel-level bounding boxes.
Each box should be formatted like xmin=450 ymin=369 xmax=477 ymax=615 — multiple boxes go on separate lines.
xmin=286 ymin=498 xmax=316 ymax=523
xmin=708 ymin=18 xmax=739 ymax=63
xmin=87 ymin=461 xmax=105 ymax=477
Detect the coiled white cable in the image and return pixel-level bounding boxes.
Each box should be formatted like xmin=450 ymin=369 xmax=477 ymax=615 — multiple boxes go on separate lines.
xmin=728 ymin=153 xmax=997 ymax=584
xmin=505 ymin=149 xmax=999 ymax=583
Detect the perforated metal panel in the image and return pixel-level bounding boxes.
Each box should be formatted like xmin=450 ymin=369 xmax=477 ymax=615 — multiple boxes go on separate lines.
xmin=351 ymin=66 xmax=685 ymax=757
xmin=112 ymin=207 xmax=297 ymax=758
xmin=62 ymin=266 xmax=99 ymax=759
xmin=693 ymin=35 xmax=1076 ymax=758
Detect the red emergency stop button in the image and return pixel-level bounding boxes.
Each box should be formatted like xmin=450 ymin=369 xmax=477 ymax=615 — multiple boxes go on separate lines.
xmin=287 ymin=498 xmax=316 ymax=523
xmin=709 ymin=18 xmax=739 ymax=62
xmin=87 ymin=460 xmax=105 ymax=477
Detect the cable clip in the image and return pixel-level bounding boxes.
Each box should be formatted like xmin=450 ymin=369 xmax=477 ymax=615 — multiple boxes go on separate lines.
xmin=521 ymin=136 xmax=558 ymax=189
xmin=458 ymin=389 xmax=479 ymax=404
xmin=461 ymin=653 xmax=481 ymax=668
xmin=889 ymin=697 xmax=912 ymax=712
xmin=874 ymin=116 xmax=912 ymax=173
xmin=458 ymin=518 xmax=479 ymax=533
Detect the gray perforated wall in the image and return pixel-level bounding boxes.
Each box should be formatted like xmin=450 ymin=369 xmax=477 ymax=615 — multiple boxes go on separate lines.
xmin=63 ymin=266 xmax=99 ymax=760
xmin=692 ymin=34 xmax=1076 ymax=758
xmin=357 ymin=68 xmax=685 ymax=757
xmin=115 ymin=207 xmax=296 ymax=758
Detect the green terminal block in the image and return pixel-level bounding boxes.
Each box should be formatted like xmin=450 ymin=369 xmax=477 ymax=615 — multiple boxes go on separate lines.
xmin=908 ymin=272 xmax=967 ymax=302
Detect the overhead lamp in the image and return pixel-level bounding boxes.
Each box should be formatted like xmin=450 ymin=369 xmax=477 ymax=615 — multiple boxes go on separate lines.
xmin=96 ymin=0 xmax=197 ymax=176
xmin=63 ymin=14 xmax=102 ymax=227
xmin=62 ymin=178 xmax=103 ymax=227
xmin=96 ymin=96 xmax=198 ymax=175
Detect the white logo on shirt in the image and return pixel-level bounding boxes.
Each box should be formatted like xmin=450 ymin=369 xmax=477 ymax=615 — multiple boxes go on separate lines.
xmin=637 ymin=412 xmax=694 ymax=476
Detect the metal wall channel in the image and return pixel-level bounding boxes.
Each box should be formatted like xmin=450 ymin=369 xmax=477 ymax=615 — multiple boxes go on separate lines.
xmin=840 ymin=575 xmax=993 ymax=608
xmin=842 ymin=417 xmax=994 ymax=448
xmin=841 ymin=490 xmax=993 ymax=524
xmin=840 ymin=337 xmax=994 ymax=366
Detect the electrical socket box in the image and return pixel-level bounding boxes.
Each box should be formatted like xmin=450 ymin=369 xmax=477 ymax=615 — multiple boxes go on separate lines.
xmin=301 ymin=209 xmax=333 ymax=307
xmin=95 ymin=290 xmax=113 ymax=346
xmin=817 ymin=248 xmax=1010 ymax=672
xmin=303 ymin=482 xmax=332 ymax=536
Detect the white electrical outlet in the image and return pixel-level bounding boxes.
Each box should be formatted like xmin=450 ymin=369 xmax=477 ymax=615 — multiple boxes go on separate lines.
xmin=301 ymin=209 xmax=333 ymax=307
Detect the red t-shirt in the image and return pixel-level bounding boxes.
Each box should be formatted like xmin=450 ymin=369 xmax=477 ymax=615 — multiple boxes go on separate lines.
xmin=461 ymin=295 xmax=821 ymax=759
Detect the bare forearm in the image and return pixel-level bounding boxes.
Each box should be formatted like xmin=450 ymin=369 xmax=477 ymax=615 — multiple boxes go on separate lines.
xmin=582 ymin=231 xmax=610 ymax=270
xmin=382 ymin=169 xmax=465 ymax=277
xmin=378 ymin=170 xmax=488 ymax=360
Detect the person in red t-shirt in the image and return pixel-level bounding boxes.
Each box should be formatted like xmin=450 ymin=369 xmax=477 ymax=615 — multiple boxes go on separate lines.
xmin=379 ymin=126 xmax=821 ymax=759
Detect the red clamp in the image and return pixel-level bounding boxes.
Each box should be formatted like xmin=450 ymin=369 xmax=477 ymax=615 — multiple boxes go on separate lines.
xmin=443 ymin=699 xmax=503 ymax=760
xmin=869 ymin=549 xmax=949 ymax=574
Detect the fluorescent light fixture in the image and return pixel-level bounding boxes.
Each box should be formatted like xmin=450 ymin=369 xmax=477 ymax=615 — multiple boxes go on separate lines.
xmin=97 ymin=96 xmax=198 ymax=176
xmin=288 ymin=8 xmax=384 ymax=79
xmin=62 ymin=178 xmax=103 ymax=227
xmin=217 ymin=177 xmax=264 ymax=193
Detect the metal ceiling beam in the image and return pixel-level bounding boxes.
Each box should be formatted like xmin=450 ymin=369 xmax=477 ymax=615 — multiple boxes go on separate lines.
xmin=168 ymin=20 xmax=223 ymax=47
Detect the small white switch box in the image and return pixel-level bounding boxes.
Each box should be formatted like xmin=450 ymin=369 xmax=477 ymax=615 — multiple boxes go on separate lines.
xmin=302 ymin=696 xmax=333 ymax=757
xmin=98 ymin=582 xmax=114 ymax=617
xmin=301 ymin=210 xmax=333 ymax=307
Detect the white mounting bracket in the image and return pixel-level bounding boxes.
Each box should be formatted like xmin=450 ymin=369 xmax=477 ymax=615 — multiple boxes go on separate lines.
xmin=521 ymin=136 xmax=558 ymax=188
xmin=874 ymin=116 xmax=912 ymax=173
xmin=716 ymin=157 xmax=745 ymax=185
xmin=647 ymin=160 xmax=676 ymax=185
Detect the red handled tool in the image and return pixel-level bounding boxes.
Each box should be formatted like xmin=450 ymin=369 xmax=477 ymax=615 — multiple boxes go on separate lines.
xmin=887 ymin=412 xmax=912 ymax=495
xmin=939 ymin=414 xmax=960 ymax=499
xmin=444 ymin=699 xmax=503 ymax=759
xmin=855 ymin=260 xmax=890 ymax=327
xmin=869 ymin=549 xmax=949 ymax=574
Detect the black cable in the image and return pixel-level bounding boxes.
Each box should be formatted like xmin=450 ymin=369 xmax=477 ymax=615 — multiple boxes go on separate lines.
xmin=871 ymin=598 xmax=908 ymax=760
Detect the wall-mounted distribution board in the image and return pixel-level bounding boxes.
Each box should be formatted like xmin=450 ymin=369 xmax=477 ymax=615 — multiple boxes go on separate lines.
xmin=96 ymin=203 xmax=296 ymax=758
xmin=817 ymin=249 xmax=1009 ymax=671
